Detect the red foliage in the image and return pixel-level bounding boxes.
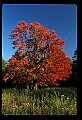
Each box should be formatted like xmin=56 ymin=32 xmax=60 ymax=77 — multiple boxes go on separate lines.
xmin=3 ymin=21 xmax=72 ymax=87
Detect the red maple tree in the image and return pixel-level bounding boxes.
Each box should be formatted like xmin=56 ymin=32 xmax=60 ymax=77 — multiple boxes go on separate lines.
xmin=3 ymin=21 xmax=72 ymax=88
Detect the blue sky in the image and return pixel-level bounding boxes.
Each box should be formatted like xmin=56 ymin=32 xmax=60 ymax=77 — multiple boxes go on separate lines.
xmin=2 ymin=4 xmax=77 ymax=61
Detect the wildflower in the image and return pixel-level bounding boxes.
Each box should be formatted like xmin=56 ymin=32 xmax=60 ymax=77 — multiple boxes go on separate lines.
xmin=72 ymin=108 xmax=74 ymax=110
xmin=67 ymin=97 xmax=69 ymax=100
xmin=26 ymin=103 xmax=30 ymax=106
xmin=61 ymin=95 xmax=64 ymax=97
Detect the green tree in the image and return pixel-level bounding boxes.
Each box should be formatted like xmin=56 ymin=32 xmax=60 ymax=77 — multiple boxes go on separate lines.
xmin=71 ymin=49 xmax=77 ymax=76
xmin=58 ymin=49 xmax=77 ymax=87
xmin=2 ymin=58 xmax=8 ymax=88
xmin=2 ymin=58 xmax=7 ymax=69
xmin=2 ymin=58 xmax=7 ymax=76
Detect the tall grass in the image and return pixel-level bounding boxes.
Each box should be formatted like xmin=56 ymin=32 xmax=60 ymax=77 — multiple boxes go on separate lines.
xmin=2 ymin=87 xmax=77 ymax=115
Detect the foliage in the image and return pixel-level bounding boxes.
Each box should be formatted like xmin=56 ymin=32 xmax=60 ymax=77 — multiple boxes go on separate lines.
xmin=2 ymin=58 xmax=7 ymax=69
xmin=2 ymin=58 xmax=13 ymax=88
xmin=2 ymin=58 xmax=7 ymax=80
xmin=2 ymin=88 xmax=77 ymax=115
xmin=3 ymin=21 xmax=72 ymax=88
xmin=58 ymin=49 xmax=77 ymax=87
xmin=69 ymin=49 xmax=77 ymax=87
xmin=71 ymin=49 xmax=77 ymax=75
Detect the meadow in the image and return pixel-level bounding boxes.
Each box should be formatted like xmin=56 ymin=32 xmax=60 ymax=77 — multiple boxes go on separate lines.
xmin=2 ymin=87 xmax=77 ymax=115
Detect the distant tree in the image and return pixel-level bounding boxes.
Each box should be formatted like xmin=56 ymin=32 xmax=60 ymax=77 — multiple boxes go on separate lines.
xmin=71 ymin=49 xmax=77 ymax=75
xmin=2 ymin=58 xmax=7 ymax=77
xmin=2 ymin=58 xmax=8 ymax=88
xmin=59 ymin=49 xmax=77 ymax=87
xmin=2 ymin=58 xmax=7 ymax=68
xmin=70 ymin=49 xmax=77 ymax=86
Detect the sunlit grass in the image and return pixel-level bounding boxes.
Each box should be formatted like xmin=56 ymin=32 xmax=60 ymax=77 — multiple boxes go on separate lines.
xmin=2 ymin=87 xmax=77 ymax=115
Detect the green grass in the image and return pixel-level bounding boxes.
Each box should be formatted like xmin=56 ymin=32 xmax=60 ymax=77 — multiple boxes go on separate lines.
xmin=2 ymin=87 xmax=77 ymax=115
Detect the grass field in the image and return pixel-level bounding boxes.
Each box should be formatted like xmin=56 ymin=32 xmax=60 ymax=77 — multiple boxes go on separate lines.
xmin=2 ymin=87 xmax=77 ymax=115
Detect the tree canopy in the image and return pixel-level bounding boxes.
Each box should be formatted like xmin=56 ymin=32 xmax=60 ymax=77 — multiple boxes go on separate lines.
xmin=3 ymin=21 xmax=72 ymax=88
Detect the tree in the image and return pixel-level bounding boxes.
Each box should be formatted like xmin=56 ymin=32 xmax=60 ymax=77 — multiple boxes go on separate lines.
xmin=2 ymin=58 xmax=7 ymax=69
xmin=72 ymin=49 xmax=77 ymax=75
xmin=2 ymin=58 xmax=11 ymax=88
xmin=70 ymin=49 xmax=77 ymax=86
xmin=58 ymin=49 xmax=77 ymax=87
xmin=2 ymin=58 xmax=7 ymax=78
xmin=3 ymin=21 xmax=72 ymax=89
